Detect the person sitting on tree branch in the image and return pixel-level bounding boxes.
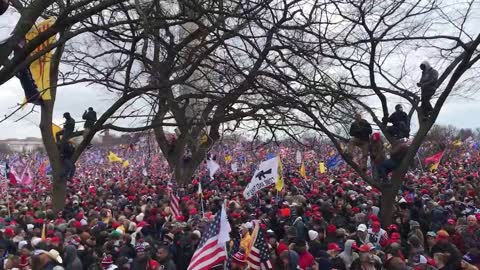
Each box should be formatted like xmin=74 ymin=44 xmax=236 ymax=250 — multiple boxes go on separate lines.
xmin=376 ymin=141 xmax=409 ymax=184
xmin=385 ymin=104 xmax=410 ymax=140
xmin=346 ymin=113 xmax=372 ymax=171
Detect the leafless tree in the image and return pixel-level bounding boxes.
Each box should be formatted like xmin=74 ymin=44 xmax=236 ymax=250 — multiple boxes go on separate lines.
xmin=255 ymin=0 xmax=480 ymax=224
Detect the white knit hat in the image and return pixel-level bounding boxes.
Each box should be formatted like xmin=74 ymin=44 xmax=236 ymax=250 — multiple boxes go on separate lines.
xmin=308 ymin=230 xmax=319 ymax=241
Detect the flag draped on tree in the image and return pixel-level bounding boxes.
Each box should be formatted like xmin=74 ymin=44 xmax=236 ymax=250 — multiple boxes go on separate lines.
xmin=247 ymin=221 xmax=273 ymax=270
xmin=188 ymin=205 xmax=230 ymax=270
xmin=19 ymin=18 xmax=56 ymax=106
xmin=52 ymin=123 xmax=62 ymax=142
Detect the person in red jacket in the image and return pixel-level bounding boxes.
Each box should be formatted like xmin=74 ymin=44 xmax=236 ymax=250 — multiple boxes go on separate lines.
xmin=294 ymin=239 xmax=317 ymax=270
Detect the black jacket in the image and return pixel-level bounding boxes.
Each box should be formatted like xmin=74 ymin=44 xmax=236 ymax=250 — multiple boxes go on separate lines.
xmin=349 ymin=120 xmax=372 ymax=142
xmin=388 ymin=111 xmax=409 ymax=128
xmin=83 ymin=110 xmax=97 ymax=129
xmin=64 ymin=116 xmax=75 ymax=135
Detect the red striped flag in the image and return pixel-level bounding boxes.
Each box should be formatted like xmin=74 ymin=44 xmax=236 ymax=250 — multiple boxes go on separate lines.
xmin=170 ymin=192 xmax=181 ymax=217
xmin=188 ymin=207 xmax=230 ymax=270
xmin=247 ymin=222 xmax=273 ymax=270
xmin=166 ymin=179 xmax=181 ymax=217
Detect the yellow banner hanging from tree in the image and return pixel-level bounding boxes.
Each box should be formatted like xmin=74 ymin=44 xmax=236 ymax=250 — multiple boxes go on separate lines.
xmin=25 ymin=18 xmax=56 ymax=100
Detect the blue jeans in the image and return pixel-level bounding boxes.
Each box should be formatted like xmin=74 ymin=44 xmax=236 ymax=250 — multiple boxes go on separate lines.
xmin=377 ymin=159 xmax=398 ymax=182
xmin=62 ymin=159 xmax=76 ymax=180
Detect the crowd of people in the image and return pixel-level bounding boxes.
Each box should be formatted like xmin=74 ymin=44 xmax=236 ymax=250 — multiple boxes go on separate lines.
xmin=0 ymin=127 xmax=478 ymax=270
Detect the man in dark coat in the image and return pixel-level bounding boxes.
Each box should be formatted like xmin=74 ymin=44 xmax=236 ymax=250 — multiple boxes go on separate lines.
xmin=347 ymin=113 xmax=372 ymax=171
xmin=417 ymin=61 xmax=439 ymax=117
xmin=56 ymin=112 xmax=75 ymax=142
xmin=386 ymin=104 xmax=410 ymax=139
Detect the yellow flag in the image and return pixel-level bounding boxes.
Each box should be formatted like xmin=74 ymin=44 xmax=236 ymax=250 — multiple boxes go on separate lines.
xmin=25 ymin=18 xmax=56 ymax=100
xmin=275 ymin=158 xmax=284 ymax=191
xmin=300 ymin=162 xmax=306 ymax=178
xmin=453 ymin=140 xmax=462 ymax=147
xmin=108 ymin=151 xmax=123 ymax=163
xmin=319 ymin=162 xmax=326 ymax=174
xmin=429 ymin=161 xmax=440 ymax=172
xmin=122 ymin=160 xmax=129 ymax=167
xmin=224 ymin=155 xmax=232 ymax=163
xmin=52 ymin=123 xmax=62 ymax=142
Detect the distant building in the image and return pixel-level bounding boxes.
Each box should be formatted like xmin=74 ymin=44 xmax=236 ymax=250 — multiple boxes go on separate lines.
xmin=0 ymin=137 xmax=44 ymax=153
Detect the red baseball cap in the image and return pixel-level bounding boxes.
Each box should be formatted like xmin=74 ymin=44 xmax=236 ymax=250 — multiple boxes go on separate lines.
xmin=357 ymin=244 xmax=371 ymax=253
xmin=327 ymin=243 xmax=342 ymax=252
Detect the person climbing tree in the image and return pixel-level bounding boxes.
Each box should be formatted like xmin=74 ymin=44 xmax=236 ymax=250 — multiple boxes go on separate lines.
xmin=55 ymin=112 xmax=75 ymax=142
xmin=385 ymin=104 xmax=410 ymax=140
xmin=417 ymin=61 xmax=439 ymax=118
xmin=370 ymin=132 xmax=386 ymax=178
xmin=14 ymin=39 xmax=43 ymax=106
xmin=376 ymin=141 xmax=409 ymax=184
xmin=346 ymin=113 xmax=372 ymax=171
xmin=58 ymin=141 xmax=76 ymax=180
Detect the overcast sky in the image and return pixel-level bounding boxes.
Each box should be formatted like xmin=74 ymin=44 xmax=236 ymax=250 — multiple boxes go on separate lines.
xmin=1 ymin=4 xmax=479 ymax=140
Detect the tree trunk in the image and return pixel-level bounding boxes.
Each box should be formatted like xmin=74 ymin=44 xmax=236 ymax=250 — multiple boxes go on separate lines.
xmin=379 ymin=186 xmax=397 ymax=226
xmin=171 ymin=156 xmax=203 ymax=185
xmin=51 ymin=169 xmax=67 ymax=212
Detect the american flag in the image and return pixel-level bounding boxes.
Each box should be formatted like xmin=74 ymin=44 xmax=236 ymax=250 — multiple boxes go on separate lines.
xmin=247 ymin=223 xmax=273 ymax=270
xmin=166 ymin=179 xmax=181 ymax=217
xmin=226 ymin=232 xmax=242 ymax=269
xmin=188 ymin=211 xmax=228 ymax=270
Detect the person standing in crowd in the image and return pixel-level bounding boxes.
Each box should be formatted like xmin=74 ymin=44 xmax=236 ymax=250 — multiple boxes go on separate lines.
xmin=353 ymin=224 xmax=370 ymax=247
xmin=347 ymin=113 xmax=373 ymax=171
xmin=339 ymin=239 xmax=359 ymax=269
xmin=155 ymin=245 xmax=176 ymax=270
xmin=368 ymin=221 xmax=389 ymax=248
xmin=63 ymin=245 xmax=82 ymax=270
xmin=460 ymin=215 xmax=480 ymax=251
xmin=417 ymin=61 xmax=439 ymax=118
xmin=294 ymin=239 xmax=317 ymax=270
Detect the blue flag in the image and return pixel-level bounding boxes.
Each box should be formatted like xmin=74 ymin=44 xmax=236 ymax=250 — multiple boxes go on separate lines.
xmin=266 ymin=153 xmax=276 ymax=160
xmin=327 ymin=154 xmax=343 ymax=169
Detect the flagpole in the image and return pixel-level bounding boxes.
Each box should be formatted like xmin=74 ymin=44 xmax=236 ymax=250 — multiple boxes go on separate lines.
xmin=417 ymin=153 xmax=424 ymax=172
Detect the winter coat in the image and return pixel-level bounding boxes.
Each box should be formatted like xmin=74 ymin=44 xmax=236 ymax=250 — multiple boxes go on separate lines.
xmin=64 ymin=245 xmax=83 ymax=270
xmin=82 ymin=110 xmax=97 ymax=129
xmin=349 ymin=119 xmax=372 ymax=142
xmin=419 ymin=61 xmax=439 ymax=98
xmin=293 ymin=217 xmax=309 ymax=242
